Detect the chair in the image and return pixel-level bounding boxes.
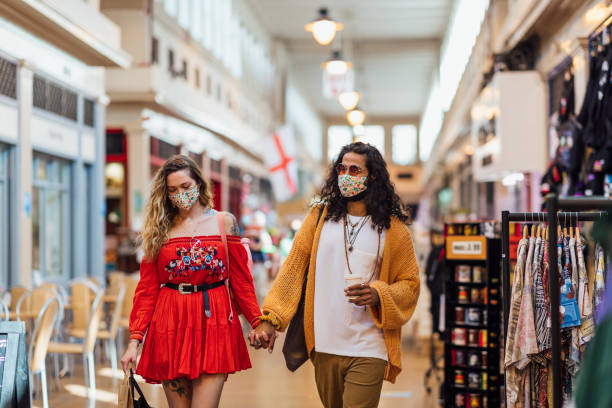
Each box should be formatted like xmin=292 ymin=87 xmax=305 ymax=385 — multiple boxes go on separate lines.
xmin=9 ymin=286 xmax=29 ymax=312
xmin=98 ymin=282 xmax=126 ymax=374
xmin=29 ymin=295 xmax=60 ymax=408
xmin=117 ymin=275 xmax=138 ymax=357
xmin=47 ymin=287 xmax=104 ymax=397
xmin=67 ymin=280 xmax=99 ymax=337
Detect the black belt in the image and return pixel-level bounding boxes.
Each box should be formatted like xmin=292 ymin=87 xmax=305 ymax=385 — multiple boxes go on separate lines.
xmin=164 ymin=281 xmax=226 ymax=318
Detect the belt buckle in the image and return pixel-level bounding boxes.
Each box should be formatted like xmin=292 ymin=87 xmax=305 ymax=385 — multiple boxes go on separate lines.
xmin=178 ymin=283 xmax=191 ymax=295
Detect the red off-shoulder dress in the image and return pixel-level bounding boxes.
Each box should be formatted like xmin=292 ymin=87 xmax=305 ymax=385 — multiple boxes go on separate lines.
xmin=129 ymin=235 xmax=261 ymax=384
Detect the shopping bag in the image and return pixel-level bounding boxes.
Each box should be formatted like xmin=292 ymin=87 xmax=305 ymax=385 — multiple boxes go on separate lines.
xmin=118 ymin=369 xmax=133 ymax=408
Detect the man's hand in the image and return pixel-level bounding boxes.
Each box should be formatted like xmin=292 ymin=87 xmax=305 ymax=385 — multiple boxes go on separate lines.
xmin=249 ymin=321 xmax=278 ymax=353
xmin=345 ymin=283 xmax=380 ymax=306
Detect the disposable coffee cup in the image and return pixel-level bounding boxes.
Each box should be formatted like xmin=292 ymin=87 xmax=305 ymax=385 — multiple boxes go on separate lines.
xmin=344 ymin=274 xmax=363 ymax=300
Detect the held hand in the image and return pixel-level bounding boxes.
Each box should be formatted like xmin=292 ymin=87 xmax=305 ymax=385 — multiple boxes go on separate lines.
xmin=249 ymin=321 xmax=277 ymax=353
xmin=345 ymin=283 xmax=380 ymax=307
xmin=120 ymin=340 xmax=139 ymax=373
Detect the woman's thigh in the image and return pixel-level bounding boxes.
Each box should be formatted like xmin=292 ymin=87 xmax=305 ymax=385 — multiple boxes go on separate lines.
xmin=163 ymin=378 xmax=193 ymax=408
xmin=191 ymin=373 xmax=226 ymax=408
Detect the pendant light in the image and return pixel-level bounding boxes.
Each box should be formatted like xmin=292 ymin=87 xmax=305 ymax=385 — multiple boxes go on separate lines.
xmin=322 ymin=51 xmax=352 ymax=75
xmin=346 ymin=107 xmax=366 ymax=126
xmin=338 ymin=91 xmax=360 ymax=111
xmin=304 ymin=8 xmax=344 ymax=46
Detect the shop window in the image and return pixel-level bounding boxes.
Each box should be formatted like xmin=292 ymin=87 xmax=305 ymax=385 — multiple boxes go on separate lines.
xmin=32 ymin=154 xmax=71 ymax=279
xmin=194 ymin=67 xmax=201 ymax=89
xmin=210 ymin=158 xmax=221 ymax=174
xmin=206 ymin=75 xmax=212 ymax=95
xmin=32 ymin=74 xmax=78 ymax=122
xmin=327 ymin=126 xmax=353 ymax=161
xmin=0 ymin=145 xmax=10 ymax=287
xmin=182 ymin=60 xmax=188 ymax=80
xmin=106 ymin=130 xmax=125 ymax=156
xmin=355 ymin=125 xmax=385 ymax=156
xmin=84 ymin=98 xmax=95 ymax=128
xmin=151 ymin=137 xmax=180 ymax=160
xmin=229 ymin=165 xmax=241 ymax=181
xmin=168 ymin=49 xmax=175 ymax=73
xmin=189 ymin=151 xmax=203 ymax=166
xmin=105 ymin=161 xmax=125 ymax=237
xmin=0 ymin=56 xmax=17 ymax=99
xmin=151 ymin=37 xmax=159 ymax=64
xmin=392 ymin=125 xmax=417 ymax=165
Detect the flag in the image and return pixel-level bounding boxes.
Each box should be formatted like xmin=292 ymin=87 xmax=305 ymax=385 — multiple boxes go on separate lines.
xmin=262 ymin=125 xmax=298 ymax=202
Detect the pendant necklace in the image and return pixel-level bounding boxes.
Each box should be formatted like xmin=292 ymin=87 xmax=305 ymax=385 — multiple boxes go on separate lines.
xmin=344 ymin=214 xmax=370 ymax=252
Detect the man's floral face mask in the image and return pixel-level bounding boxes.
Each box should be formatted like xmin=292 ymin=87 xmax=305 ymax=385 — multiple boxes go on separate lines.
xmin=170 ymin=185 xmax=200 ymax=210
xmin=338 ymin=174 xmax=368 ymax=197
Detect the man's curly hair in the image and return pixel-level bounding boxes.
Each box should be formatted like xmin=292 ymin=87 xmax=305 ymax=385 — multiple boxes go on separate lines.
xmin=318 ymin=142 xmax=410 ymax=231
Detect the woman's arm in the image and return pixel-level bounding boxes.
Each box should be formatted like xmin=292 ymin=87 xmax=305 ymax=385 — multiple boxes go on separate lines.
xmin=129 ymin=257 xmax=161 ymax=342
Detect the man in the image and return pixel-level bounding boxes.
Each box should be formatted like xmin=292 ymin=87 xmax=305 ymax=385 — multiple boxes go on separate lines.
xmin=251 ymin=142 xmax=420 ymax=408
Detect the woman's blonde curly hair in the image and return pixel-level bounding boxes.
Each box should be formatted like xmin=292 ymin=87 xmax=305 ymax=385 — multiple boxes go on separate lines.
xmin=141 ymin=154 xmax=213 ymax=258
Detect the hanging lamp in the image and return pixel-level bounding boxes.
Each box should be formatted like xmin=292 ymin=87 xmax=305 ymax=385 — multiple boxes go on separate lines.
xmin=338 ymin=91 xmax=360 ymax=111
xmin=322 ymin=51 xmax=352 ymax=75
xmin=304 ymin=8 xmax=344 ymax=46
xmin=346 ymin=107 xmax=366 ymax=126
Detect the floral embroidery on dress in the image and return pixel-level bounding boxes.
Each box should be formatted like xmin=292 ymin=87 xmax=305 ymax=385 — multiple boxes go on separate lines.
xmin=165 ymin=241 xmax=226 ymax=281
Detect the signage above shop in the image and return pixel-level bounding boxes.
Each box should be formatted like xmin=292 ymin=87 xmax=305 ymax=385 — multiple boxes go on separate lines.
xmin=31 ymin=115 xmax=79 ymax=158
xmin=470 ymin=71 xmax=546 ymax=182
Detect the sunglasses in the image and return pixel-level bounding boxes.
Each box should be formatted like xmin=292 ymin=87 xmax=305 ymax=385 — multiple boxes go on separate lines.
xmin=336 ymin=163 xmax=364 ymax=176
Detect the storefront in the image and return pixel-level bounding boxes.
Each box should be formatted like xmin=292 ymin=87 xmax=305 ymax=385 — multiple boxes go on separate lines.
xmin=0 ymin=17 xmax=110 ymax=286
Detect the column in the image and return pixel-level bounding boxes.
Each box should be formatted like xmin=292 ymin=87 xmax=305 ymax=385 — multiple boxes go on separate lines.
xmin=126 ymin=125 xmax=151 ymax=232
xmin=16 ymin=61 xmax=33 ymax=288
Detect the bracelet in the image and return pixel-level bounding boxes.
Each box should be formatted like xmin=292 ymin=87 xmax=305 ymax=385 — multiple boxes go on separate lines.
xmin=259 ymin=313 xmax=281 ymax=330
xmin=129 ymin=339 xmax=140 ymax=345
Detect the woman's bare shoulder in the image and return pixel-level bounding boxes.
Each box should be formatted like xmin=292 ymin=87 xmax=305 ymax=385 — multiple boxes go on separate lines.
xmin=219 ymin=211 xmax=240 ymax=235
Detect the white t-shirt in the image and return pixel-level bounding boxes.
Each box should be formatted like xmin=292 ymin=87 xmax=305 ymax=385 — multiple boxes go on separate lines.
xmin=313 ymin=214 xmax=388 ymax=361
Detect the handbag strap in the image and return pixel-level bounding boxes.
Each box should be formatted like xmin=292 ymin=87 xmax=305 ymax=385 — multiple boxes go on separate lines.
xmin=217 ymin=212 xmax=234 ymax=321
xmin=303 ymin=206 xmax=325 ymax=284
xmin=129 ymin=369 xmax=147 ymax=401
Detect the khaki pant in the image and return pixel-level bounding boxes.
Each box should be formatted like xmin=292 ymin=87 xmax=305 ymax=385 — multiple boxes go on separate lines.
xmin=311 ymin=351 xmax=387 ymax=408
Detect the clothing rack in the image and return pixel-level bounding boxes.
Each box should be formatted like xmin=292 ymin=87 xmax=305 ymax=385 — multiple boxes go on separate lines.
xmin=501 ymin=195 xmax=611 ymax=408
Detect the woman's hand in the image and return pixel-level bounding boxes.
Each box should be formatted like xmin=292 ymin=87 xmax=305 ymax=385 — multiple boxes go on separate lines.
xmin=120 ymin=340 xmax=140 ymax=373
xmin=249 ymin=321 xmax=277 ymax=353
xmin=345 ymin=283 xmax=380 ymax=306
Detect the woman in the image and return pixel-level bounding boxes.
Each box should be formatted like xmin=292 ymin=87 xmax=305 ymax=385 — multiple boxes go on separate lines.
xmin=121 ymin=155 xmax=261 ymax=408
xmin=252 ymin=142 xmax=420 ymax=408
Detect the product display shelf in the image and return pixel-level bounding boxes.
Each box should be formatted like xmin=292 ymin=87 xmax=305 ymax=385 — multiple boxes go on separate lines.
xmin=443 ymin=232 xmax=503 ymax=408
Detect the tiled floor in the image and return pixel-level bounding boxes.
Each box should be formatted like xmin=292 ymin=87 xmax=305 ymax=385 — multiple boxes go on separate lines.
xmin=37 ymin=334 xmax=442 ymax=407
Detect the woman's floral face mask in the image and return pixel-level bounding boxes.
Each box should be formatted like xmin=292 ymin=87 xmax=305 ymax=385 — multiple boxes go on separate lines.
xmin=338 ymin=174 xmax=368 ymax=197
xmin=170 ymin=185 xmax=200 ymax=210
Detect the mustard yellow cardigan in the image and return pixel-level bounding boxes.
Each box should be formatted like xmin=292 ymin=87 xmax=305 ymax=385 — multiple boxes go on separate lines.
xmin=262 ymin=205 xmax=420 ymax=383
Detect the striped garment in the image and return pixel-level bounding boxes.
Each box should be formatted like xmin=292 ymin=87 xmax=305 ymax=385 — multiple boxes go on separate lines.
xmin=505 ymin=237 xmax=528 ymax=408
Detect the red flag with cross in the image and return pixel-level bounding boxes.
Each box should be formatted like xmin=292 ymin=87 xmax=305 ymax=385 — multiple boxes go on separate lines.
xmin=262 ymin=125 xmax=298 ymax=202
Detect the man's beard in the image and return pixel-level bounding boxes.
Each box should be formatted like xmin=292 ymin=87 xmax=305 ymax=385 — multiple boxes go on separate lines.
xmin=343 ymin=189 xmax=368 ymax=202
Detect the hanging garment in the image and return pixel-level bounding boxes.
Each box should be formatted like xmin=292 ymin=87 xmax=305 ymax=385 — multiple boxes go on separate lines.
xmin=532 ymin=237 xmax=550 ymax=408
xmin=568 ymin=237 xmax=581 ymax=374
xmin=594 ymin=243 xmax=606 ymax=323
xmin=534 ymin=237 xmax=552 ymax=351
xmin=505 ymin=237 xmax=529 ymax=408
xmin=576 ymin=237 xmax=594 ymax=345
xmin=560 ymin=236 xmax=581 ymax=329
xmin=513 ymin=236 xmax=539 ymax=368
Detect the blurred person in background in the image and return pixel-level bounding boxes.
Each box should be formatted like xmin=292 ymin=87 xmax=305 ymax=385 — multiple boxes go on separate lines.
xmin=120 ymin=155 xmax=262 ymax=408
xmin=251 ymin=142 xmax=420 ymax=408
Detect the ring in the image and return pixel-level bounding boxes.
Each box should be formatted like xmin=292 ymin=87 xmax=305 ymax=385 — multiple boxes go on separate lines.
xmin=360 ymin=283 xmax=365 ymax=288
